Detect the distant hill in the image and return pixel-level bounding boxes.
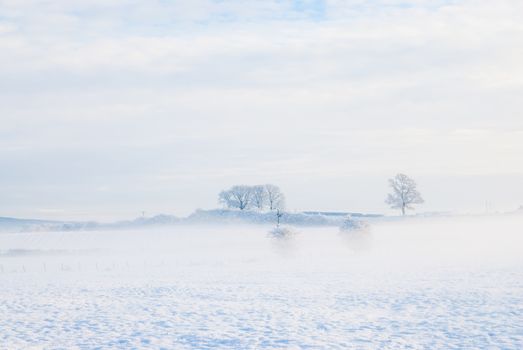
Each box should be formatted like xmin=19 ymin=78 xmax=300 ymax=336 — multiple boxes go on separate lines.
xmin=302 ymin=211 xmax=382 ymax=218
xmin=0 ymin=216 xmax=99 ymax=233
xmin=185 ymin=209 xmax=382 ymax=226
xmin=0 ymin=210 xmax=384 ymax=233
xmin=0 ymin=217 xmax=63 ymax=232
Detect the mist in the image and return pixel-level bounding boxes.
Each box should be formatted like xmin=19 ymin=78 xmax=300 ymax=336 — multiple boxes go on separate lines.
xmin=1 ymin=216 xmax=522 ymax=348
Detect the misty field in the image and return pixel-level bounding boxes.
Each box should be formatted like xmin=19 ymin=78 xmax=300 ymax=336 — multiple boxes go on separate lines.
xmin=1 ymin=217 xmax=522 ymax=349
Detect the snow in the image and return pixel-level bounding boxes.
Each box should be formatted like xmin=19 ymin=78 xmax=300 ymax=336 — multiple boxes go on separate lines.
xmin=1 ymin=217 xmax=522 ymax=349
xmin=185 ymin=209 xmax=351 ymax=226
xmin=0 ymin=210 xmax=382 ymax=233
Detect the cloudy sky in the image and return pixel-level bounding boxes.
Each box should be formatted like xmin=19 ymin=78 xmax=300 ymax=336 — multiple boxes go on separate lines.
xmin=1 ymin=0 xmax=523 ymax=221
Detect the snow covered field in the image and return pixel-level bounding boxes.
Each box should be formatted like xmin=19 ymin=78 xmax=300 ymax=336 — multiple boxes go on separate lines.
xmin=1 ymin=217 xmax=522 ymax=349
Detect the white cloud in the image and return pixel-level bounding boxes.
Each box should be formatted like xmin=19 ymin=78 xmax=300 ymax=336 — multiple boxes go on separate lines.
xmin=0 ymin=0 xmax=522 ymax=219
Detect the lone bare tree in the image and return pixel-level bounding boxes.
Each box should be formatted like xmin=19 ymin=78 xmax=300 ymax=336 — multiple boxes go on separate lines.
xmin=264 ymin=184 xmax=285 ymax=211
xmin=385 ymin=173 xmax=424 ymax=215
xmin=218 ymin=185 xmax=253 ymax=210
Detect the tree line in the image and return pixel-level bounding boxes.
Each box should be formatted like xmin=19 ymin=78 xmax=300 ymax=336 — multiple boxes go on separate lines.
xmin=218 ymin=174 xmax=424 ymax=215
xmin=218 ymin=184 xmax=285 ymax=211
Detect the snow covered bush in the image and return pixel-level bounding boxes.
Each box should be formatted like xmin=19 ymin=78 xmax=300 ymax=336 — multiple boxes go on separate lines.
xmin=339 ymin=216 xmax=371 ymax=252
xmin=339 ymin=215 xmax=369 ymax=233
xmin=268 ymin=226 xmax=297 ymax=239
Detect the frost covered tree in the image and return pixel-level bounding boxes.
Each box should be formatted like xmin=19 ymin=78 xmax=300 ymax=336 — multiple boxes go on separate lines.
xmin=218 ymin=184 xmax=285 ymax=211
xmin=251 ymin=185 xmax=268 ymax=210
xmin=385 ymin=174 xmax=424 ymax=215
xmin=264 ymin=184 xmax=285 ymax=210
xmin=218 ymin=185 xmax=253 ymax=210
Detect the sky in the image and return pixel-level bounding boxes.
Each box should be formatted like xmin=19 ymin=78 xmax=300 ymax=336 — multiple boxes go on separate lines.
xmin=1 ymin=0 xmax=523 ymax=221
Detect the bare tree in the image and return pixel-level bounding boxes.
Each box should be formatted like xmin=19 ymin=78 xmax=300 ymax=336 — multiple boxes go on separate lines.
xmin=251 ymin=185 xmax=268 ymax=210
xmin=385 ymin=174 xmax=424 ymax=215
xmin=264 ymin=184 xmax=285 ymax=211
xmin=218 ymin=185 xmax=253 ymax=210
